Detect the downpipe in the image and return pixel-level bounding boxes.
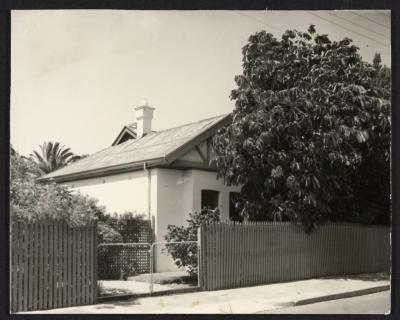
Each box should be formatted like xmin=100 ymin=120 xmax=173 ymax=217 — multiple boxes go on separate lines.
xmin=143 ymin=162 xmax=151 ymax=221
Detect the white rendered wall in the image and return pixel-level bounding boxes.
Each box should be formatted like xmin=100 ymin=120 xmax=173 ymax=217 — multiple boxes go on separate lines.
xmin=154 ymin=168 xmax=242 ymax=272
xmin=153 ymin=168 xmax=191 ymax=271
xmin=62 ymin=167 xmax=242 ymax=273
xmin=62 ymin=171 xmax=150 ymax=217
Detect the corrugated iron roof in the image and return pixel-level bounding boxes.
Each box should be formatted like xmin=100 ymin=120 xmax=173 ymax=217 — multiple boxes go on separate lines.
xmin=39 ymin=114 xmax=229 ymax=181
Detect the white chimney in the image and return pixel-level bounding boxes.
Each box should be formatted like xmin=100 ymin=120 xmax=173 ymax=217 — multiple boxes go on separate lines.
xmin=135 ymin=99 xmax=155 ymax=138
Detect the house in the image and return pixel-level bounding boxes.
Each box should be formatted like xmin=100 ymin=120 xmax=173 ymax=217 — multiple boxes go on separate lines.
xmin=38 ymin=100 xmax=242 ymax=271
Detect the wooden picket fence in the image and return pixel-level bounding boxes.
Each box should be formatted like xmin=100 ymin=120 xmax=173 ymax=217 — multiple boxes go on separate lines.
xmin=198 ymin=222 xmax=390 ymax=291
xmin=10 ymin=221 xmax=98 ymax=313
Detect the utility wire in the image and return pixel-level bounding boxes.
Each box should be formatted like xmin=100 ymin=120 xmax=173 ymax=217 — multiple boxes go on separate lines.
xmin=236 ymin=11 xmax=390 ymax=57
xmin=308 ymin=12 xmax=389 ymax=47
xmin=328 ymin=12 xmax=390 ymax=39
xmin=349 ymin=12 xmax=390 ymax=30
xmin=235 ymin=12 xmax=284 ymax=33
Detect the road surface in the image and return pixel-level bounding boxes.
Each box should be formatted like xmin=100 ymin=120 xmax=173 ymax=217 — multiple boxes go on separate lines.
xmin=258 ymin=291 xmax=391 ymax=314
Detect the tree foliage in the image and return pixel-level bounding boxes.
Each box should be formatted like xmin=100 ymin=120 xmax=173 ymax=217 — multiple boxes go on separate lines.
xmin=164 ymin=208 xmax=220 ymax=276
xmin=11 ymin=146 xmax=147 ymax=245
xmin=31 ymin=141 xmax=83 ymax=175
xmin=11 ymin=146 xmax=104 ymax=227
xmin=213 ymin=26 xmax=391 ymax=231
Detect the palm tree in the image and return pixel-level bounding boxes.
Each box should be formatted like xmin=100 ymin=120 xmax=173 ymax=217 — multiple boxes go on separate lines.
xmin=31 ymin=142 xmax=83 ymax=175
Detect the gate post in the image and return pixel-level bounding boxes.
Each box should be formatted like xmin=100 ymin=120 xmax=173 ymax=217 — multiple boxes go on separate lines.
xmin=149 ymin=243 xmax=155 ymax=295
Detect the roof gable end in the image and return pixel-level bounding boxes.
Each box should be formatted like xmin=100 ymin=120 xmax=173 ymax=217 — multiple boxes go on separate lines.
xmin=112 ymin=125 xmax=137 ymax=146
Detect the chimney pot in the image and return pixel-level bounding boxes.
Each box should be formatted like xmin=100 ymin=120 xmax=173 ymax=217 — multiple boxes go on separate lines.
xmin=135 ymin=99 xmax=155 ymax=138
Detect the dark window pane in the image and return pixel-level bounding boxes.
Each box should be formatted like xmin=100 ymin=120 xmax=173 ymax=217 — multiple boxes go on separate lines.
xmin=201 ymin=190 xmax=219 ymax=210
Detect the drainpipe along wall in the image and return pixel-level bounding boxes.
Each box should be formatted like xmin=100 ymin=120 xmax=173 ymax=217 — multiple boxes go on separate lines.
xmin=143 ymin=162 xmax=155 ymax=243
xmin=143 ymin=162 xmax=151 ymax=221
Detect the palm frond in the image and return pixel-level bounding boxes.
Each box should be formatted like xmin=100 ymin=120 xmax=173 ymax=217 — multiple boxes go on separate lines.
xmin=31 ymin=141 xmax=82 ymax=174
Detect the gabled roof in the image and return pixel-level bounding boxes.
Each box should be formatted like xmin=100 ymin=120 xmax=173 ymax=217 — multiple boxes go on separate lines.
xmin=112 ymin=123 xmax=137 ymax=146
xmin=38 ymin=114 xmax=230 ymax=183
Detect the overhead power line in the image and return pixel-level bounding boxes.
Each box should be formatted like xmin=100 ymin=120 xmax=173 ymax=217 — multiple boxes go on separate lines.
xmin=235 ymin=12 xmax=284 ymax=33
xmin=328 ymin=12 xmax=390 ymax=39
xmin=350 ymin=12 xmax=390 ymax=30
xmin=308 ymin=12 xmax=389 ymax=47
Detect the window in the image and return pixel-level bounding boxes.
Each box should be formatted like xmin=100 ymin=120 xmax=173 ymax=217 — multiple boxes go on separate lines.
xmin=201 ymin=189 xmax=219 ymax=210
xmin=229 ymin=192 xmax=243 ymax=222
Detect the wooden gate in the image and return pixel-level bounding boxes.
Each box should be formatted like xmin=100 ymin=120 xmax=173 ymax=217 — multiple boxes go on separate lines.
xmin=10 ymin=221 xmax=98 ymax=313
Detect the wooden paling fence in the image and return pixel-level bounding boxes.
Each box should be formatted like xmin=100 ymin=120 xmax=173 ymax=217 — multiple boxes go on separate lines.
xmin=198 ymin=222 xmax=390 ymax=291
xmin=10 ymin=221 xmax=98 ymax=313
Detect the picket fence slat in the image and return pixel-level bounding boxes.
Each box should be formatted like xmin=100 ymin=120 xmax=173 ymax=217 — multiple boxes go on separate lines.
xmin=88 ymin=224 xmax=94 ymax=305
xmin=68 ymin=225 xmax=73 ymax=307
xmin=94 ymin=222 xmax=98 ymax=303
xmin=10 ymin=221 xmax=97 ymax=313
xmin=18 ymin=222 xmax=23 ymax=312
xmin=38 ymin=223 xmax=44 ymax=310
xmin=199 ymin=222 xmax=390 ymax=291
xmin=57 ymin=222 xmax=62 ymax=307
xmin=11 ymin=223 xmax=19 ymax=312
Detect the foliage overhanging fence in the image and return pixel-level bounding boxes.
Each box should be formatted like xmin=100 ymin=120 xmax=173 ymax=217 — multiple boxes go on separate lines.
xmin=199 ymin=222 xmax=390 ymax=291
xmin=10 ymin=221 xmax=98 ymax=313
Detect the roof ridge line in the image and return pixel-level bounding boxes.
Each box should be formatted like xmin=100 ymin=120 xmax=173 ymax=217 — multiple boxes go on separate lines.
xmin=119 ymin=113 xmax=229 ymax=150
xmin=148 ymin=113 xmax=228 ymax=134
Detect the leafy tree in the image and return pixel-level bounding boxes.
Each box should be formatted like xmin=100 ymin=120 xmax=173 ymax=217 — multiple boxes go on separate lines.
xmin=11 ymin=146 xmax=104 ymax=226
xmin=212 ymin=26 xmax=391 ymax=231
xmin=164 ymin=208 xmax=220 ymax=276
xmin=31 ymin=141 xmax=83 ymax=174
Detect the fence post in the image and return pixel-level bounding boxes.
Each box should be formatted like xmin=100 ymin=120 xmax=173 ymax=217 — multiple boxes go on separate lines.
xmin=149 ymin=243 xmax=155 ymax=295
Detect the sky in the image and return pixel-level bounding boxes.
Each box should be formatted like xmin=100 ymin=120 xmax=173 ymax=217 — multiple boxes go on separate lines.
xmin=11 ymin=10 xmax=391 ymax=157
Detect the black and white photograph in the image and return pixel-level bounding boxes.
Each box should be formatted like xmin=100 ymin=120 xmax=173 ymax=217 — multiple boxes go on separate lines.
xmin=9 ymin=9 xmax=391 ymax=314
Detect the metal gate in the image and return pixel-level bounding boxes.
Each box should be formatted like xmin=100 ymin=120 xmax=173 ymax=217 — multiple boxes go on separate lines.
xmin=149 ymin=241 xmax=200 ymax=295
xmin=97 ymin=240 xmax=200 ymax=299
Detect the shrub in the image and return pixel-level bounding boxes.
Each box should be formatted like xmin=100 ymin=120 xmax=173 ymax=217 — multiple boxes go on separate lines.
xmin=10 ymin=147 xmax=104 ymax=226
xmin=97 ymin=221 xmax=123 ymax=243
xmin=106 ymin=212 xmax=151 ymax=242
xmin=164 ymin=208 xmax=220 ymax=276
xmin=97 ymin=212 xmax=150 ymax=280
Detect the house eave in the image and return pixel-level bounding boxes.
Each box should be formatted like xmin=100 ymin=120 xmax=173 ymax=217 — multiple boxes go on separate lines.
xmin=37 ymin=158 xmax=164 ymax=183
xmin=161 ymin=160 xmax=219 ymax=172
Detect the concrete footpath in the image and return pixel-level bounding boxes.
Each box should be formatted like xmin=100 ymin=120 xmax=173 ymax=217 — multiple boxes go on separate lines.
xmin=22 ymin=272 xmax=390 ymax=314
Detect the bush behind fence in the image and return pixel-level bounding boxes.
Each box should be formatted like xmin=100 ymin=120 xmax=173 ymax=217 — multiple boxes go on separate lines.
xmin=199 ymin=222 xmax=390 ymax=291
xmin=98 ymin=218 xmax=152 ymax=279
